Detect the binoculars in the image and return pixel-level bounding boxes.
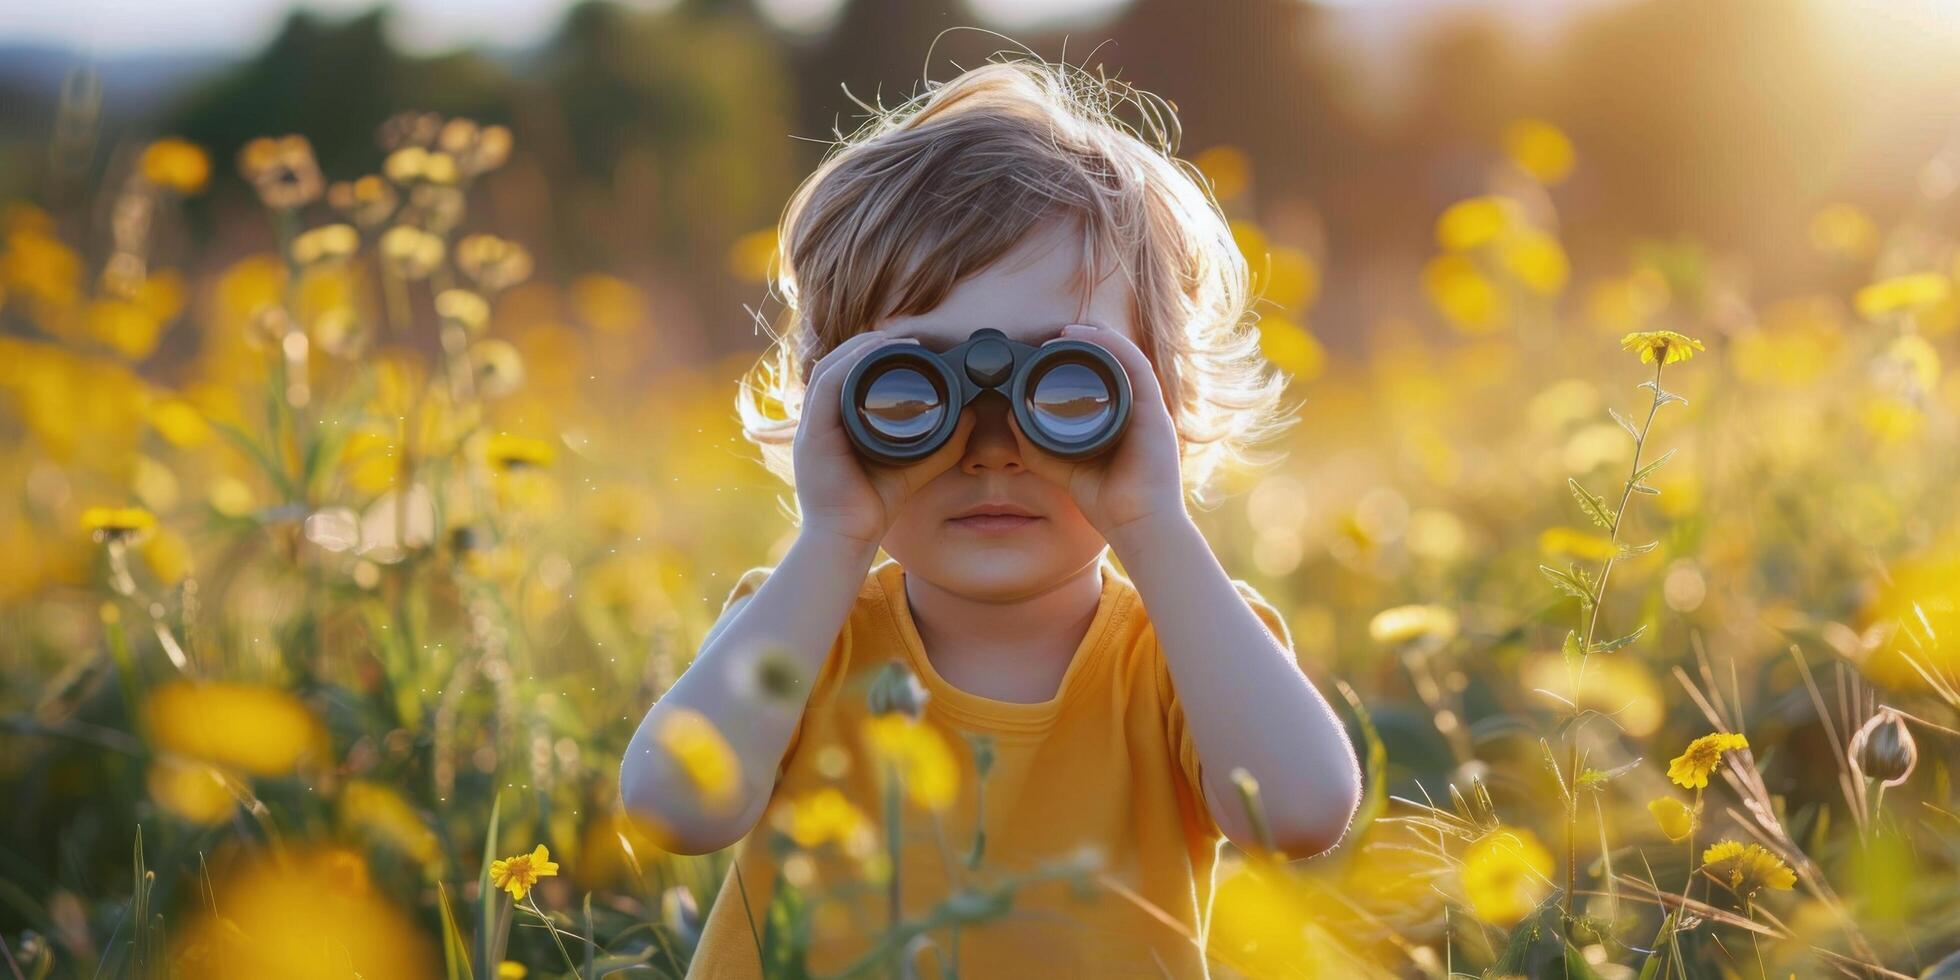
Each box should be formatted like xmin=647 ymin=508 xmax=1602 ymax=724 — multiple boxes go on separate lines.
xmin=839 ymin=327 xmax=1133 ymax=466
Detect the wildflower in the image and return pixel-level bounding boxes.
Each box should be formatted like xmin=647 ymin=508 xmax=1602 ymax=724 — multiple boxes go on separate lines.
xmin=1648 ymin=796 xmax=1698 ymax=843
xmin=456 ymin=234 xmax=534 ymax=293
xmin=1460 ymin=827 xmax=1553 ymax=926
xmin=1700 ymin=840 xmax=1795 ymax=902
xmin=485 ymin=433 xmax=555 ymax=470
xmin=1434 ymin=196 xmax=1519 ymax=251
xmin=377 ymin=226 xmax=445 ymax=280
xmin=862 ymin=714 xmax=958 ymax=810
xmin=470 ymin=341 xmax=526 ymax=400
xmin=82 ymin=506 xmax=157 ymax=543
xmin=438 ymin=118 xmax=514 ymax=178
xmin=1620 ymin=330 xmax=1706 ymax=366
xmin=327 ymin=175 xmax=399 ymax=227
xmin=1368 ymin=604 xmax=1459 ymax=647
xmin=488 ymin=844 xmax=559 ymax=900
xmin=656 ymin=708 xmax=739 ymax=807
xmin=498 ymin=963 xmax=527 ymax=979
xmin=1807 ymin=203 xmax=1877 ymax=259
xmin=435 ymin=289 xmax=490 ymax=333
xmin=776 ymin=787 xmax=875 ymax=856
xmin=1667 ymin=731 xmax=1749 ymax=790
xmin=1854 ymin=272 xmax=1949 ymax=319
xmin=237 ymin=135 xmax=323 ymax=210
xmin=1504 ymin=118 xmax=1575 ymax=184
xmin=291 ymin=224 xmax=359 ymax=266
xmin=1422 ymin=253 xmax=1505 ymax=334
xmin=1847 ymin=707 xmax=1917 ymax=788
xmin=144 ymin=681 xmax=328 ymax=776
xmin=138 ymin=138 xmax=210 ymax=194
xmin=402 ymin=184 xmax=467 ymax=235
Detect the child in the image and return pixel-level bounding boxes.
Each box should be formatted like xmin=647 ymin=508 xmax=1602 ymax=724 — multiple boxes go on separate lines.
xmin=621 ymin=56 xmax=1361 ymax=978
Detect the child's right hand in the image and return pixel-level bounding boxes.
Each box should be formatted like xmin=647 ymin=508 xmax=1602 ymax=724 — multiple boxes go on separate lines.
xmin=792 ymin=329 xmax=975 ymax=548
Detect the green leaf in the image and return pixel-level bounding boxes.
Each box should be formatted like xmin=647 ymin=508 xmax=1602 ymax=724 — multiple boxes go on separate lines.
xmin=1539 ymin=564 xmax=1596 ymax=606
xmin=476 ymin=795 xmax=511 ymax=976
xmin=1561 ymin=630 xmax=1584 ymax=673
xmin=1569 ymin=478 xmax=1615 ymax=531
xmin=1631 ymin=448 xmax=1677 ymax=485
xmin=1630 ymin=483 xmax=1660 ymax=495
xmin=1618 ymin=540 xmax=1659 ymax=559
xmin=1577 ymin=758 xmax=1643 ymax=788
xmin=1593 ymin=624 xmax=1648 ymax=653
xmin=1608 ymin=406 xmax=1640 ymax=440
xmin=438 ymin=884 xmax=475 ymax=980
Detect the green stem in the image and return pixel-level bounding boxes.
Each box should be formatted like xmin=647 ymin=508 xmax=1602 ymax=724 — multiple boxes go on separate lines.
xmin=525 ymin=895 xmax=584 ymax=980
xmin=1576 ymin=357 xmax=1668 ymax=689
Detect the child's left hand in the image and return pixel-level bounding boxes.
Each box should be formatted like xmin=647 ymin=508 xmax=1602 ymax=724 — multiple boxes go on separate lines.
xmin=1010 ymin=322 xmax=1190 ymax=545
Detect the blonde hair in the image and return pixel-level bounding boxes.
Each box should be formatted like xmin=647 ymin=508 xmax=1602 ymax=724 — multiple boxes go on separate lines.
xmin=737 ymin=51 xmax=1294 ymax=506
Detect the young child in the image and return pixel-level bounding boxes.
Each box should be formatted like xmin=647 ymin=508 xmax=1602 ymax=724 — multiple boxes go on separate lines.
xmin=621 ymin=57 xmax=1361 ymax=978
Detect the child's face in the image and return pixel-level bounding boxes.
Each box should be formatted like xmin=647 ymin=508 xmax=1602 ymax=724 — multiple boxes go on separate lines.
xmin=871 ymin=220 xmax=1145 ymax=600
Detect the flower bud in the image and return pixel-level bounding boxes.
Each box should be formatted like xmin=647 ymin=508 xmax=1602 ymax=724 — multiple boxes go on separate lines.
xmin=867 ymin=659 xmax=927 ymax=719
xmin=1848 ymin=707 xmax=1917 ymax=788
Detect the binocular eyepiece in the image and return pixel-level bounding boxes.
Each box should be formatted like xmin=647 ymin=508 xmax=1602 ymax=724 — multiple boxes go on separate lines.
xmin=838 ymin=328 xmax=1133 ymax=465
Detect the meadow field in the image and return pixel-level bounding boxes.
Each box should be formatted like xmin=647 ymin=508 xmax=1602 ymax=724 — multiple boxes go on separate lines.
xmin=2 ymin=49 xmax=1959 ymax=980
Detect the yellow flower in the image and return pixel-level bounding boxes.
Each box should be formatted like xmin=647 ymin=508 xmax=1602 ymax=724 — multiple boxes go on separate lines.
xmin=1460 ymin=827 xmax=1553 ymax=926
xmin=485 ymin=433 xmax=555 ymax=470
xmin=1423 ymin=253 xmax=1505 ymax=334
xmin=1701 ymin=840 xmax=1795 ymax=900
xmin=1368 ymin=604 xmax=1459 ymax=647
xmin=1855 ymin=272 xmax=1949 ymax=319
xmin=1435 ymin=196 xmax=1519 ymax=251
xmin=1538 ymin=526 xmax=1618 ymax=563
xmin=1504 ymin=118 xmax=1575 ymax=184
xmin=291 ymin=224 xmax=360 ymax=266
xmin=377 ymin=225 xmax=445 ymax=279
xmin=1648 ymin=797 xmax=1698 ymax=843
xmin=1667 ymin=731 xmax=1749 ymax=789
xmin=1497 ymin=227 xmax=1569 ymax=297
xmin=862 ymin=714 xmax=959 ymax=811
xmin=82 ymin=506 xmax=157 ymax=543
xmin=657 ymin=708 xmax=740 ymax=808
xmin=1620 ymin=330 xmax=1706 ymax=366
xmin=776 ymin=787 xmax=876 ymax=856
xmin=489 ymin=844 xmax=559 ymax=900
xmin=498 ymin=963 xmax=528 ymax=979
xmin=145 ymin=682 xmax=329 ymax=776
xmin=139 ymin=138 xmax=211 ymax=194
xmin=1807 ymin=203 xmax=1877 ymax=259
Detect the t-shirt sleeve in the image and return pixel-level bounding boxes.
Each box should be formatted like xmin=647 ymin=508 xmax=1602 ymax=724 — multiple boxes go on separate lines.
xmin=712 ymin=565 xmax=848 ymax=784
xmin=1157 ymin=579 xmax=1295 ymax=838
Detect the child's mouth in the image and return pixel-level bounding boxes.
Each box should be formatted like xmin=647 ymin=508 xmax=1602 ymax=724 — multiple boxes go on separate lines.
xmin=946 ymin=514 xmax=1042 ymax=533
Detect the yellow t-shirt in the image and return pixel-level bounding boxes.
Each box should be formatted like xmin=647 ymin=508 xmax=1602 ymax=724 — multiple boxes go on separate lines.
xmin=685 ymin=554 xmax=1292 ymax=979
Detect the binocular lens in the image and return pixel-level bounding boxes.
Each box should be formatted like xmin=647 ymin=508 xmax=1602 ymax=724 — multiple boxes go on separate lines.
xmin=1026 ymin=361 xmax=1116 ymax=443
xmin=858 ymin=365 xmax=946 ymax=443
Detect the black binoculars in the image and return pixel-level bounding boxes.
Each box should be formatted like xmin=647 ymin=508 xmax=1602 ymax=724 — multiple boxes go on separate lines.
xmin=838 ymin=327 xmax=1133 ymax=466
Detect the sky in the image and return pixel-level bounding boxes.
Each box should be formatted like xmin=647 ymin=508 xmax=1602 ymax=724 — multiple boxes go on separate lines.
xmin=0 ymin=0 xmax=1609 ymax=58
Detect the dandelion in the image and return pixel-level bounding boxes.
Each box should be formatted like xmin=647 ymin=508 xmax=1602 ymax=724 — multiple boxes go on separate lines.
xmin=1368 ymin=604 xmax=1459 ymax=647
xmin=1648 ymin=796 xmax=1698 ymax=843
xmin=435 ymin=288 xmax=490 ymax=333
xmin=1620 ymin=330 xmax=1706 ymax=366
xmin=1700 ymin=840 xmax=1795 ymax=905
xmin=488 ymin=844 xmax=559 ymax=900
xmin=470 ymin=341 xmax=526 ymax=399
xmin=81 ymin=505 xmax=157 ymax=543
xmin=1459 ymin=826 xmax=1553 ymax=926
xmin=1667 ymin=731 xmax=1749 ymax=790
xmin=138 ymin=138 xmax=210 ymax=194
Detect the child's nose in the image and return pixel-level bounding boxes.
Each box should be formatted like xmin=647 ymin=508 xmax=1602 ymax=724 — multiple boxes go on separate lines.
xmin=958 ymin=392 xmax=1025 ymax=475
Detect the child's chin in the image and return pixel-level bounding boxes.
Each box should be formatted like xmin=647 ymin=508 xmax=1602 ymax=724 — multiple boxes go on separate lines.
xmin=916 ymin=547 xmax=1069 ymax=599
